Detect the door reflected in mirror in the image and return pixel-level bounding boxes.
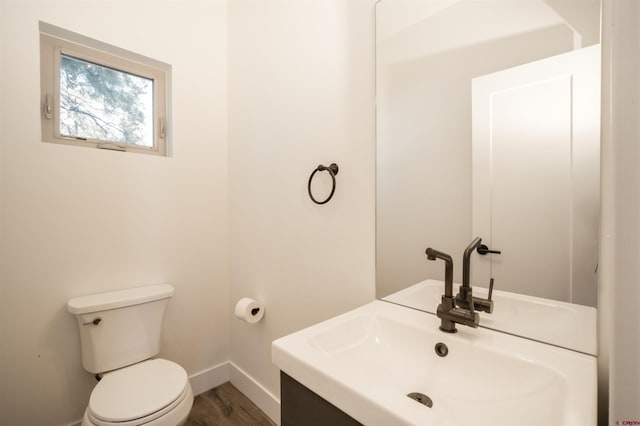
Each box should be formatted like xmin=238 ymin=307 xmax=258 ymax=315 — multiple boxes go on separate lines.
xmin=375 ymin=0 xmax=600 ymax=352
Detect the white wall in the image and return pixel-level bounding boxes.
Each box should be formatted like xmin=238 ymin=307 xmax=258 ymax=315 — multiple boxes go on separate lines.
xmin=228 ymin=0 xmax=376 ymax=419
xmin=0 ymin=2 xmax=229 ymax=424
xmin=600 ymin=0 xmax=640 ymax=422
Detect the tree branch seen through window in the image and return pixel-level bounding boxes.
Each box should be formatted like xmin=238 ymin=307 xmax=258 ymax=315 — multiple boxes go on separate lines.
xmin=59 ymin=54 xmax=153 ymax=146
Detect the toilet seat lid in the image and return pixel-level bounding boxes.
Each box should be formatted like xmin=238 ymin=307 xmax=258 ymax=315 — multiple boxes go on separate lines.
xmin=89 ymin=358 xmax=188 ymax=423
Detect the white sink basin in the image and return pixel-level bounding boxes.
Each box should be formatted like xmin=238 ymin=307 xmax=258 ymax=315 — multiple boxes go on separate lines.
xmin=383 ymin=279 xmax=597 ymax=355
xmin=272 ymin=300 xmax=596 ymax=426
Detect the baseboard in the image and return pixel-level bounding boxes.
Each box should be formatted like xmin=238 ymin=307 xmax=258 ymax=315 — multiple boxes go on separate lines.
xmin=229 ymin=362 xmax=281 ymax=425
xmin=189 ymin=360 xmax=281 ymax=425
xmin=188 ymin=361 xmax=230 ymax=396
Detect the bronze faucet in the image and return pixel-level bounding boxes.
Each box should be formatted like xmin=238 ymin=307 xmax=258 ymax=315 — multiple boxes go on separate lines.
xmin=425 ymin=247 xmax=478 ymax=333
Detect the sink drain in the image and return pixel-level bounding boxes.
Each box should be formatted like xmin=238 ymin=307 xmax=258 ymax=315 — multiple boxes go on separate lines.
xmin=434 ymin=342 xmax=449 ymax=357
xmin=407 ymin=392 xmax=433 ymax=408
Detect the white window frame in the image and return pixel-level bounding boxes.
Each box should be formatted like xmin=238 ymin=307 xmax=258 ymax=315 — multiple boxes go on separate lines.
xmin=40 ymin=22 xmax=171 ymax=156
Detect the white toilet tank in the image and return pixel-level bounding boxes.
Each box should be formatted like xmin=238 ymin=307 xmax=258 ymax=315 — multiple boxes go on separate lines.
xmin=67 ymin=284 xmax=175 ymax=374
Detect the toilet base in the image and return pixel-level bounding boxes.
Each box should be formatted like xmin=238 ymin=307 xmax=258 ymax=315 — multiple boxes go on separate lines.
xmin=81 ymin=382 xmax=193 ymax=426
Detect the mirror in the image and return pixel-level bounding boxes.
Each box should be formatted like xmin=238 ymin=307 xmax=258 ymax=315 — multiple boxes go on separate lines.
xmin=376 ymin=0 xmax=600 ymax=352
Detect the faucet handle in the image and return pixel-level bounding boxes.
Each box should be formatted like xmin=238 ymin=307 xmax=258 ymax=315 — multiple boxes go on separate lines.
xmin=476 ymin=278 xmax=495 ymax=314
xmin=468 ymin=278 xmax=495 ymax=314
xmin=477 ymin=244 xmax=501 ymax=255
xmin=488 ymin=278 xmax=494 ymax=301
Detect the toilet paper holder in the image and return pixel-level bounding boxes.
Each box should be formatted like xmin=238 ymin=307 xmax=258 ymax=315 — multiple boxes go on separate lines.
xmin=235 ymin=298 xmax=265 ymax=324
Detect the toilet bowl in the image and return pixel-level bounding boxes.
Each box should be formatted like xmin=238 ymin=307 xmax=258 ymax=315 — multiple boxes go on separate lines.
xmin=81 ymin=359 xmax=193 ymax=426
xmin=68 ymin=285 xmax=194 ymax=426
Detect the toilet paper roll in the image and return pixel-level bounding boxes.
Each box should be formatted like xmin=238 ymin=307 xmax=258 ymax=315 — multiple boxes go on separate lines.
xmin=234 ymin=297 xmax=265 ymax=324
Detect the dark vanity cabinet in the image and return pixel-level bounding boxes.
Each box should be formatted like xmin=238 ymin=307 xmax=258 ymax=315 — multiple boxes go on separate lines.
xmin=280 ymin=372 xmax=362 ymax=426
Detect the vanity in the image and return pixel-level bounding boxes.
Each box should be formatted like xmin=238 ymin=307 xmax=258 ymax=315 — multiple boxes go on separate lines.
xmin=272 ymin=299 xmax=597 ymax=425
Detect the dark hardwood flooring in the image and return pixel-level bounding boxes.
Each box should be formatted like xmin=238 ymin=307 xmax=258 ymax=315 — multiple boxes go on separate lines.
xmin=186 ymin=382 xmax=277 ymax=426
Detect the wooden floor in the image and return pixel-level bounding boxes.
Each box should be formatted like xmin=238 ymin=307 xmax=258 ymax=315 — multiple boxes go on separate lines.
xmin=185 ymin=382 xmax=277 ymax=426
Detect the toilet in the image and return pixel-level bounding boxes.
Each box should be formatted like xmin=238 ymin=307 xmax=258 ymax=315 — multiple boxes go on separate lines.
xmin=67 ymin=284 xmax=193 ymax=426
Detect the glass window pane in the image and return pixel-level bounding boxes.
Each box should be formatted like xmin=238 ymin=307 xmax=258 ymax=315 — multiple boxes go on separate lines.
xmin=59 ymin=54 xmax=153 ymax=147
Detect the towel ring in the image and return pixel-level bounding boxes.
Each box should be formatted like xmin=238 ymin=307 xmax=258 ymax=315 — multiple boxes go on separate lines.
xmin=308 ymin=163 xmax=339 ymax=205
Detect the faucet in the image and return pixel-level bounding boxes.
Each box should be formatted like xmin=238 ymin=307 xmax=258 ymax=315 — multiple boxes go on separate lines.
xmin=455 ymin=237 xmax=501 ymax=314
xmin=425 ymin=247 xmax=478 ymax=333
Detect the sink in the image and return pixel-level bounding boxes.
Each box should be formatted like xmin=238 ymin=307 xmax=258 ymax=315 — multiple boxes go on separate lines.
xmin=272 ymin=300 xmax=596 ymax=425
xmin=383 ymin=279 xmax=597 ymax=355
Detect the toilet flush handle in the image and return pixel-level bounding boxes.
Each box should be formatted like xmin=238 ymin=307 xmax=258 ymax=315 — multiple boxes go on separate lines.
xmin=83 ymin=317 xmax=102 ymax=326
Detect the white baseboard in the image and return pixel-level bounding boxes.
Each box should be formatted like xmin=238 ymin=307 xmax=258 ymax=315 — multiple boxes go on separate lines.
xmin=188 ymin=361 xmax=230 ymax=396
xmin=229 ymin=362 xmax=281 ymax=425
xmin=188 ymin=360 xmax=281 ymax=425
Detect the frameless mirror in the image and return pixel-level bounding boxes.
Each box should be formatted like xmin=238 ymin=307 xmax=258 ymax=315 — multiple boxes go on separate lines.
xmin=376 ymin=0 xmax=600 ymax=353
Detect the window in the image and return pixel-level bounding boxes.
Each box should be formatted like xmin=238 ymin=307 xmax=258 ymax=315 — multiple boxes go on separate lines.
xmin=40 ymin=23 xmax=171 ymax=156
